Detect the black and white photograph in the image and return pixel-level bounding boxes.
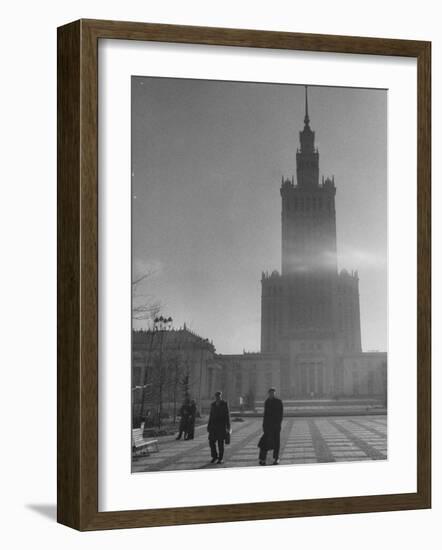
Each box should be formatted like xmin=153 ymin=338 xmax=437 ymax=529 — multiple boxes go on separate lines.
xmin=131 ymin=77 xmax=388 ymax=473
xmin=1 ymin=0 xmax=436 ymax=542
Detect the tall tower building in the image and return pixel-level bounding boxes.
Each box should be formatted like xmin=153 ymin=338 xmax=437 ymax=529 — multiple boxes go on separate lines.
xmin=261 ymin=87 xmax=362 ymax=397
xmin=281 ymin=87 xmax=337 ymax=277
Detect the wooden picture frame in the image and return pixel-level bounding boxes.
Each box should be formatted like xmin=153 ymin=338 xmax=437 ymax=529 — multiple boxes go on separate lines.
xmin=57 ymin=19 xmax=431 ymax=531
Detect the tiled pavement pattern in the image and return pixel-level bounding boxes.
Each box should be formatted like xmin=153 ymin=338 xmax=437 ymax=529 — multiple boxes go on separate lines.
xmin=132 ymin=415 xmax=387 ymax=473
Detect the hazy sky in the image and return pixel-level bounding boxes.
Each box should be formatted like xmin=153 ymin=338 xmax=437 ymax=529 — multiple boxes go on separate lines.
xmin=132 ymin=77 xmax=387 ymax=354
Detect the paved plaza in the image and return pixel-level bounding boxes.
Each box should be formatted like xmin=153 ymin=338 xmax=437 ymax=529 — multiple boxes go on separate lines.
xmin=132 ymin=415 xmax=387 ymax=472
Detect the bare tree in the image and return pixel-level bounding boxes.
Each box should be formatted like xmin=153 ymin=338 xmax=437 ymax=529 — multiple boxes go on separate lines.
xmin=168 ymin=355 xmax=182 ymax=424
xmin=132 ymin=268 xmax=161 ymax=323
xmin=138 ymin=333 xmax=185 ymax=430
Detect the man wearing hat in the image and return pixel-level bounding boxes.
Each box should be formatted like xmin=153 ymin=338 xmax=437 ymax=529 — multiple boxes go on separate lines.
xmin=207 ymin=391 xmax=231 ymax=464
xmin=258 ymin=388 xmax=284 ymax=465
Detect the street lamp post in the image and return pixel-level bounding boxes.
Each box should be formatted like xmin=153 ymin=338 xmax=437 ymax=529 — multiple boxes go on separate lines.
xmin=154 ymin=315 xmax=173 ymax=430
xmin=198 ymin=339 xmax=211 ymax=414
xmin=138 ymin=327 xmax=156 ymax=428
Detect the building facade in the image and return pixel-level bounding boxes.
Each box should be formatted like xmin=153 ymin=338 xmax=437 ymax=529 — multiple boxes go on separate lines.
xmin=132 ymin=327 xmax=223 ymax=423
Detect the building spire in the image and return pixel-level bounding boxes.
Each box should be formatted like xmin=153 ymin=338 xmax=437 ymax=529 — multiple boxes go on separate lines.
xmin=296 ymin=85 xmax=318 ymax=185
xmin=304 ymin=85 xmax=310 ymax=126
xmin=298 ymin=85 xmax=315 ymax=155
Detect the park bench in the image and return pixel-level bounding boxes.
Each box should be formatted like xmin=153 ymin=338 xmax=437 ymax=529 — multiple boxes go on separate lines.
xmin=132 ymin=428 xmax=159 ymax=458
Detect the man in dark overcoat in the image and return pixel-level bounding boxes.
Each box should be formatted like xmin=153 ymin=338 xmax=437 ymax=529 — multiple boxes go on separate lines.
xmin=207 ymin=391 xmax=231 ymax=464
xmin=258 ymin=388 xmax=283 ymax=465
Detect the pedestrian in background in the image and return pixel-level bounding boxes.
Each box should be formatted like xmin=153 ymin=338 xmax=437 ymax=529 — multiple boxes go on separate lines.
xmin=176 ymin=396 xmax=191 ymax=440
xmin=186 ymin=399 xmax=197 ymax=439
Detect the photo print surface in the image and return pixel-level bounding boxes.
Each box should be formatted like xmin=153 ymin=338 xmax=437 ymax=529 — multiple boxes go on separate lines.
xmin=131 ymin=77 xmax=388 ymax=473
